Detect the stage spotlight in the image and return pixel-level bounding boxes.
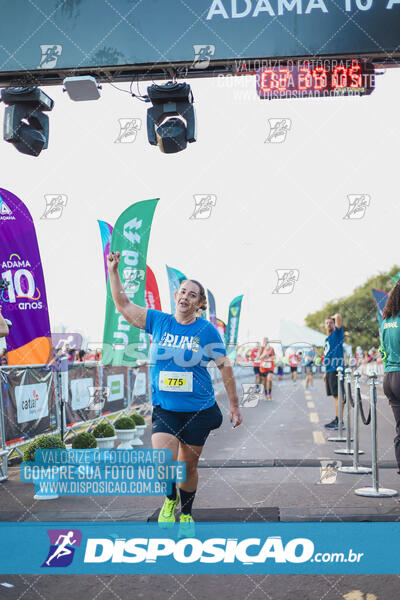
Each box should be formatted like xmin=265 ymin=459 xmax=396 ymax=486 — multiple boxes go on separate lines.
xmin=146 ymin=82 xmax=196 ymax=154
xmin=63 ymin=76 xmax=101 ymax=101
xmin=1 ymin=87 xmax=54 ymax=156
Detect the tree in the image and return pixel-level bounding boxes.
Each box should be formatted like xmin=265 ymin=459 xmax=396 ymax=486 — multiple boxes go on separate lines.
xmin=304 ymin=266 xmax=400 ymax=351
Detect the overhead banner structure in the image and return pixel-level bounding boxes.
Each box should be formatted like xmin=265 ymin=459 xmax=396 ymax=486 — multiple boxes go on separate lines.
xmin=0 ymin=188 xmax=52 ymax=365
xmin=102 ymin=199 xmax=159 ymax=366
xmin=1 ymin=2 xmax=399 ymax=84
xmin=97 ymin=220 xmax=113 ymax=283
xmin=166 ymin=266 xmax=186 ymax=313
xmin=225 ymin=295 xmax=244 ymax=355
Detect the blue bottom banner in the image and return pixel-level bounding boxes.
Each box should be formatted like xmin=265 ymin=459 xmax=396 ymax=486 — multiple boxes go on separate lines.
xmin=0 ymin=522 xmax=399 ymax=574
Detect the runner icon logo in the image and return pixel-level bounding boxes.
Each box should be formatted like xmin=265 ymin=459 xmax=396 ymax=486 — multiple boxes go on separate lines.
xmin=38 ymin=45 xmax=62 ymax=69
xmin=265 ymin=119 xmax=291 ymax=144
xmin=122 ymin=268 xmax=146 ymax=294
xmin=115 ymin=118 xmax=142 ymax=143
xmin=42 ymin=529 xmax=82 ymax=568
xmin=272 ymin=269 xmax=299 ymax=294
xmin=241 ymin=383 xmax=264 ymax=408
xmin=41 ymin=195 xmax=68 ymax=220
xmin=343 ymin=195 xmax=371 ymax=220
xmin=192 ymin=45 xmax=215 ymax=69
xmin=189 ymin=195 xmax=217 ymax=220
xmin=87 ymin=386 xmax=110 ymax=411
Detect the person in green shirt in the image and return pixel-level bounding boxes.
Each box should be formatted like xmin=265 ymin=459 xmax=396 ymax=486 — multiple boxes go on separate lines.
xmin=381 ymin=282 xmax=400 ymax=474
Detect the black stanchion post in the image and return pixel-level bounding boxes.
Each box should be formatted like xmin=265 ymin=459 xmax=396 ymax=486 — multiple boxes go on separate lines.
xmin=339 ymin=369 xmax=369 ymax=474
xmin=355 ymin=372 xmax=397 ymax=497
xmin=328 ymin=366 xmax=346 ymax=443
xmin=335 ymin=367 xmax=354 ymax=454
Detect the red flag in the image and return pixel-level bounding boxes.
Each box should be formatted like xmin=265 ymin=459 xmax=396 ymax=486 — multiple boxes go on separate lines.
xmin=145 ymin=266 xmax=161 ymax=311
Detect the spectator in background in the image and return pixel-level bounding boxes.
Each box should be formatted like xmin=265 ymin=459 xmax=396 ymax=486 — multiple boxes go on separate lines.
xmin=323 ymin=313 xmax=344 ymax=430
xmin=0 ymin=304 xmax=10 ymax=339
xmin=95 ymin=348 xmax=102 ymax=361
xmin=78 ymin=349 xmax=86 ymax=362
xmin=0 ymin=349 xmax=8 ymax=365
xmin=305 ymin=345 xmax=316 ymax=389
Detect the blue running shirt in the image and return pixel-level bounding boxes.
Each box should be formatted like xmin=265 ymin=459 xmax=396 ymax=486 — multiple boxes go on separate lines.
xmin=145 ymin=309 xmax=227 ymax=412
xmin=323 ymin=327 xmax=344 ymax=373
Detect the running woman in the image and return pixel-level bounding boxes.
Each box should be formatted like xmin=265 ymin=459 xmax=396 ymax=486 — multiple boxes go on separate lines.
xmin=107 ymin=252 xmax=242 ymax=536
xmin=381 ymin=281 xmax=400 ymax=475
xmin=259 ymin=338 xmax=275 ymax=399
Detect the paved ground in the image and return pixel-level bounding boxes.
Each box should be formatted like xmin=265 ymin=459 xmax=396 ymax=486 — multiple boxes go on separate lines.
xmin=1 ymin=375 xmax=399 ymax=599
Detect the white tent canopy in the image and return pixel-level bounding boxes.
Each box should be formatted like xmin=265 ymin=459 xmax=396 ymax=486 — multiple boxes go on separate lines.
xmin=279 ymin=318 xmax=352 ymax=355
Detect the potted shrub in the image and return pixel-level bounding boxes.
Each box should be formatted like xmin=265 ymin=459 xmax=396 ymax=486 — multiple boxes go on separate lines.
xmin=92 ymin=422 xmax=116 ymax=449
xmin=23 ymin=434 xmax=66 ymax=501
xmin=71 ymin=432 xmax=97 ymax=477
xmin=114 ymin=416 xmax=136 ymax=450
xmin=131 ymin=413 xmax=146 ymax=446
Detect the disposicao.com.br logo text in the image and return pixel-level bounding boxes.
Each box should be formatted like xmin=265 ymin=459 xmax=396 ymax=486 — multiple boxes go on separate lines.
xmin=83 ymin=536 xmax=364 ymax=565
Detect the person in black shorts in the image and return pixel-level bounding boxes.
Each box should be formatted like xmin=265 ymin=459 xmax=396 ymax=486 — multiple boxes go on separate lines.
xmin=381 ymin=281 xmax=400 ymax=474
xmin=323 ymin=314 xmax=344 ymax=429
xmin=107 ymin=252 xmax=242 ymax=536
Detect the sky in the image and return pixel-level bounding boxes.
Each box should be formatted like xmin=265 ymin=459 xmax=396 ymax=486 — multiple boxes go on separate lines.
xmin=1 ymin=68 xmax=400 ymax=348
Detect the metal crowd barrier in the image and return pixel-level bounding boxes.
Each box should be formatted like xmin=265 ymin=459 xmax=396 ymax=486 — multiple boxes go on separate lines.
xmin=328 ymin=367 xmax=398 ymax=497
xmin=0 ymin=361 xmax=151 ymax=480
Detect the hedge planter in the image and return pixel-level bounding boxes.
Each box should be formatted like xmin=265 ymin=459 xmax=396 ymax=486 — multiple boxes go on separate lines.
xmin=23 ymin=435 xmax=66 ymax=501
xmin=115 ymin=428 xmax=136 ymax=449
xmin=32 ymin=466 xmax=60 ymax=501
xmin=95 ymin=435 xmax=116 ymax=450
xmin=135 ymin=424 xmax=146 ymax=444
xmin=114 ymin=417 xmax=136 ymax=450
xmin=92 ymin=422 xmax=116 ymax=450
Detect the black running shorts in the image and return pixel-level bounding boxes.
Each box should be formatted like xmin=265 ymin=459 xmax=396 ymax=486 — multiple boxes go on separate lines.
xmin=152 ymin=403 xmax=223 ymax=446
xmin=325 ymin=370 xmax=338 ymax=397
xmin=253 ymin=366 xmax=260 ymax=375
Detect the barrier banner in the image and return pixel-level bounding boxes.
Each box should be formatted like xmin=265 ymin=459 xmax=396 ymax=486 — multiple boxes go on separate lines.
xmin=102 ymin=365 xmax=128 ymax=414
xmin=0 ymin=188 xmax=52 ymax=365
xmin=102 ymin=199 xmax=159 ymax=366
xmin=0 ymin=366 xmax=55 ymax=445
xmin=65 ymin=363 xmax=100 ymax=426
xmin=166 ymin=265 xmax=186 ymax=313
xmin=1 ymin=521 xmax=400 ymax=574
xmin=131 ymin=364 xmax=148 ymax=407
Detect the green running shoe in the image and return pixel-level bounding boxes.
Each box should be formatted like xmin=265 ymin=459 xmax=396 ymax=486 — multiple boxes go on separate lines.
xmin=158 ymin=490 xmax=180 ymax=528
xmin=178 ymin=513 xmax=195 ymax=538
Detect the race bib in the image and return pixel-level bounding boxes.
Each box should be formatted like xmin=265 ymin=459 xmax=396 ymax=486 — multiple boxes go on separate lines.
xmin=262 ymin=361 xmax=272 ymax=369
xmin=159 ymin=371 xmax=193 ymax=392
